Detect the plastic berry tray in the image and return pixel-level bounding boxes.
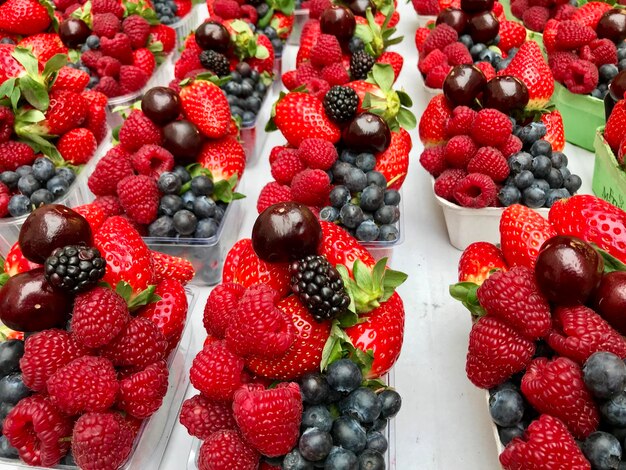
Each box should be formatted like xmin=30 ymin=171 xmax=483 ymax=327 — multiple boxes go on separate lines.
xmin=287 ymin=8 xmax=310 ymax=46
xmin=592 ymin=127 xmax=626 ymax=210
xmin=240 ymin=85 xmax=276 ymax=164
xmin=185 ymin=370 xmax=397 ymax=470
xmin=172 ymin=5 xmax=203 ymax=52
xmin=0 ymin=286 xmax=198 ymax=470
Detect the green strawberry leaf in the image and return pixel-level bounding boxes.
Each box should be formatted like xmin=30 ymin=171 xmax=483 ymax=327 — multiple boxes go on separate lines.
xmin=115 ymin=281 xmax=133 ymax=302
xmin=355 ymin=24 xmax=374 ymax=43
xmin=257 ymin=6 xmax=275 ymax=28
xmin=255 ymin=44 xmax=270 ymax=60
xmin=337 ymin=310 xmax=359 ymax=328
xmin=0 ymin=78 xmax=16 ymax=101
xmin=594 ymin=246 xmax=626 ymax=273
xmin=362 ymin=378 xmax=387 ymax=391
xmin=0 ymin=273 xmax=8 ymax=288
xmin=128 ymin=285 xmax=160 ymax=311
xmin=449 ymin=282 xmax=486 ymax=318
xmin=19 ymin=76 xmax=49 ymax=111
xmin=43 ymin=54 xmax=68 ymax=80
xmin=396 ymin=107 xmax=417 ymax=131
xmin=18 ymin=109 xmax=45 ymax=124
xmin=397 ymin=90 xmax=412 ymax=107
xmin=371 ymin=64 xmax=394 ymax=92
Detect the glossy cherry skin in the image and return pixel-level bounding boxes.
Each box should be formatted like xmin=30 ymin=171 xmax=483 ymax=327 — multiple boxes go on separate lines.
xmin=141 ymin=87 xmax=181 ymax=125
xmin=534 ymin=235 xmax=604 ymax=306
xmin=347 ymin=0 xmax=375 ymax=17
xmin=59 ymin=18 xmax=91 ymax=48
xmin=342 ymin=113 xmax=391 ymax=154
xmin=593 ymin=271 xmax=626 ymax=335
xmin=482 ymin=76 xmax=529 ymax=113
xmin=436 ymin=8 xmax=468 ymax=34
xmin=466 ymin=11 xmax=499 ymax=44
xmin=252 ymin=202 xmax=322 ymax=262
xmin=320 ymin=6 xmax=356 ymax=41
xmin=597 ymin=10 xmax=626 ymax=43
xmin=610 ymin=70 xmax=626 ymax=101
xmin=195 ymin=21 xmax=231 ymax=53
xmin=443 ymin=64 xmax=487 ymax=107
xmin=461 ymin=0 xmax=494 ymax=13
xmin=162 ymin=120 xmax=204 ymax=161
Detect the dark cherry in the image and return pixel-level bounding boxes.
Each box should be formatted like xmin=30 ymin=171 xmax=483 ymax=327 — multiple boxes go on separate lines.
xmin=466 ymin=11 xmax=499 ymax=44
xmin=162 ymin=120 xmax=204 ymax=161
xmin=436 ymin=8 xmax=468 ymax=34
xmin=609 ymin=70 xmax=626 ymax=101
xmin=461 ymin=0 xmax=494 ymax=12
xmin=341 ymin=113 xmax=391 ymax=154
xmin=141 ymin=87 xmax=181 ymax=125
xmin=534 ymin=235 xmax=604 ymax=306
xmin=347 ymin=0 xmax=375 ymax=17
xmin=597 ymin=10 xmax=626 ymax=43
xmin=19 ymin=205 xmax=91 ymax=264
xmin=58 ymin=18 xmax=91 ymax=49
xmin=251 ymin=202 xmax=322 ymax=262
xmin=482 ymin=76 xmax=529 ymax=113
xmin=593 ymin=271 xmax=626 ymax=335
xmin=443 ymin=64 xmax=487 ymax=107
xmin=195 ymin=21 xmax=231 ymax=53
xmin=0 ymin=269 xmax=72 ymax=332
xmin=320 ymin=6 xmax=356 ymax=41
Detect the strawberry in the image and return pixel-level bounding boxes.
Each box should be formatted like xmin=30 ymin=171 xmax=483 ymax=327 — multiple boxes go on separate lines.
xmin=17 ymin=33 xmax=67 ymax=64
xmin=273 ymin=92 xmax=341 ymax=147
xmin=138 ymin=279 xmax=188 ymax=341
xmin=499 ymin=40 xmax=554 ymax=110
xmin=132 ymin=48 xmax=156 ymax=76
xmin=197 ymin=136 xmax=246 ymax=182
xmin=72 ymin=203 xmax=107 ymax=233
xmin=319 ymin=221 xmax=376 ymax=272
xmin=419 ymin=94 xmax=452 ymax=147
xmin=374 ymin=128 xmax=411 ymax=190
xmin=57 ymin=128 xmax=97 ymax=165
xmin=498 ymin=21 xmax=526 ymax=53
xmin=149 ymin=24 xmax=176 ymax=54
xmin=377 ymin=51 xmax=403 ymax=80
xmin=543 ymin=18 xmax=559 ymax=54
xmin=151 ymin=250 xmax=194 ymax=285
xmin=571 ymin=1 xmax=613 ymax=29
xmin=173 ymin=0 xmax=192 ymax=16
xmin=457 ymin=242 xmax=508 ymax=284
xmin=270 ymin=11 xmax=294 ymax=40
xmin=296 ymin=20 xmax=321 ymax=67
xmin=51 ymin=66 xmax=90 ymax=93
xmin=3 ymin=243 xmax=40 ymax=277
xmin=605 ymin=98 xmax=626 ymax=153
xmin=44 ymin=90 xmax=87 ymax=136
xmin=500 ymin=204 xmax=557 ymax=269
xmin=180 ymin=79 xmax=231 ymax=139
xmin=247 ymin=33 xmax=274 ymax=74
xmin=540 ymin=109 xmax=565 ymax=152
xmin=0 ymin=0 xmax=51 ymax=35
xmin=0 ymin=44 xmax=25 ymax=85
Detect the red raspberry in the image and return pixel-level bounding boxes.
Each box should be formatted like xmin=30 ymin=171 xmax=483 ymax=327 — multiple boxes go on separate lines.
xmin=198 ymin=430 xmax=259 ymax=470
xmin=467 ymin=146 xmax=510 ymax=182
xmin=0 ymin=141 xmax=35 ymax=171
xmin=214 ymin=0 xmax=241 ymax=18
xmin=118 ymin=360 xmax=168 ymax=419
xmin=257 ymin=182 xmax=293 ymax=213
xmin=425 ymin=64 xmax=452 ymax=89
xmin=81 ymin=50 xmax=103 ymax=70
xmin=93 ymin=76 xmax=121 ymax=97
xmin=92 ymin=13 xmax=120 ymax=39
xmin=190 ymin=340 xmax=245 ymax=401
xmin=442 ymin=42 xmax=472 ymax=66
xmin=589 ymin=38 xmax=618 ymax=66
xmin=434 ymin=168 xmax=467 ymax=201
xmin=3 ymin=395 xmax=73 ymax=467
xmin=419 ymin=146 xmax=447 ymax=177
xmin=233 ymin=383 xmax=302 ymax=457
xmin=282 ymin=69 xmax=298 ymax=90
xmin=174 ymin=48 xmax=203 ymax=81
xmin=510 ymin=0 xmax=529 ymax=20
xmin=47 ymin=356 xmax=118 ymax=415
xmin=93 ymin=195 xmax=124 ymax=216
xmin=563 ymin=59 xmax=598 ymax=94
xmin=130 ymin=144 xmax=174 ymax=178
xmin=72 ymin=412 xmax=135 ymax=470
xmin=522 ymin=6 xmax=550 ymax=32
xmin=20 ymin=329 xmax=89 ymax=393
xmin=549 ymin=51 xmax=578 ymax=82
xmin=522 ymin=356 xmax=600 ymax=439
xmin=453 ymin=173 xmax=497 ymax=208
xmin=298 ymin=137 xmax=338 ymax=170
xmin=0 ymin=182 xmax=9 ymax=217
xmin=96 ymin=56 xmax=121 ymax=78
xmin=269 ymin=146 xmax=296 ymax=165
xmin=471 ymin=108 xmax=512 ymax=147
xmin=415 ymin=27 xmax=430 ymax=53
xmin=466 ymin=316 xmax=535 ymax=389
xmin=556 ymin=20 xmax=597 ymax=50
xmin=446 ymin=106 xmax=477 ymax=137
xmin=305 ymin=77 xmax=330 ymax=101
xmin=474 ymin=61 xmax=495 ymax=80
xmin=547 ymin=305 xmax=626 ymax=364
xmin=444 ymin=135 xmax=478 ymax=169
xmin=122 ymin=14 xmax=150 ymax=49
xmin=310 ymin=34 xmax=342 ymax=69
xmin=553 ymin=3 xmax=577 ymax=21
xmin=240 ymin=4 xmax=258 ymax=23
xmin=295 ymin=62 xmax=320 ymax=87
xmin=418 ymin=49 xmax=449 ymax=75
xmin=423 ymin=24 xmax=458 ymax=55
xmin=291 ymin=169 xmax=330 ymax=206
xmin=92 ymin=0 xmax=124 ymax=16
xmin=57 ymin=127 xmax=97 ymax=165
xmin=309 ymin=0 xmax=330 ymax=18
xmin=101 ymin=317 xmax=167 ymax=370
xmin=71 ymin=287 xmax=130 ymax=349
xmin=500 ymin=415 xmax=591 ymax=470
xmin=498 ymin=135 xmax=523 ymax=158
xmin=100 ymin=33 xmax=133 ymax=65
xmin=204 ymin=282 xmax=245 ymax=338
xmin=119 ymin=65 xmax=149 ymax=94
xmin=271 ymin=151 xmax=306 ymax=185
xmin=321 ymin=63 xmax=349 ymax=86
xmin=119 ymin=110 xmax=163 ymax=152
xmin=116 ymin=174 xmax=160 ymax=225
xmin=179 ymin=394 xmax=237 ymax=440
xmin=0 ymin=105 xmax=14 ymax=143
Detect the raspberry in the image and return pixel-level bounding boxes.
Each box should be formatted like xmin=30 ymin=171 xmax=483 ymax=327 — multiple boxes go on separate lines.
xmin=92 ymin=0 xmax=124 ymax=17
xmin=47 ymin=356 xmax=118 ymax=415
xmin=180 ymin=394 xmax=236 ymax=440
xmin=415 ymin=27 xmax=430 ymax=53
xmin=310 ymin=34 xmax=342 ymax=69
xmin=100 ymin=317 xmax=167 ymax=370
xmin=116 ymin=174 xmax=159 ymax=225
xmin=510 ymin=0 xmax=529 ymax=20
xmin=553 ymin=3 xmax=576 ymax=21
xmin=434 ymin=168 xmax=466 ymax=201
xmin=589 ymin=38 xmax=617 ymax=66
xmin=305 ymin=77 xmax=330 ymax=100
xmin=57 ymin=128 xmax=97 ymax=165
xmin=271 ymin=151 xmax=306 ymax=184
xmin=203 ymin=282 xmax=245 ymax=338
xmin=467 ymin=146 xmax=510 ymax=182
xmin=0 ymin=141 xmax=35 ymax=171
xmin=118 ymin=360 xmax=168 ymax=419
xmin=119 ymin=110 xmax=163 ymax=152
xmin=522 ymin=356 xmax=600 ymax=439
xmin=198 ymin=430 xmax=259 ymax=470
xmin=422 ymin=24 xmax=458 ymax=55
xmin=297 ymin=138 xmax=338 ymax=170
xmin=214 ymin=0 xmax=241 ymax=19
xmin=442 ymin=42 xmax=472 ymax=66
xmin=189 ymin=340 xmax=245 ymax=401
xmin=547 ymin=305 xmax=626 ymax=365
xmin=0 ymin=182 xmax=8 ymax=217
xmin=295 ymin=62 xmax=320 ymax=87
xmin=174 ymin=48 xmax=203 ymax=81
xmin=321 ymin=63 xmax=349 ymax=86
xmin=563 ymin=59 xmax=598 ymax=94
xmin=425 ymin=64 xmax=451 ymax=89
xmin=522 ymin=6 xmax=550 ymax=32
xmin=471 ymin=108 xmax=512 ymax=147
xmin=412 ymin=0 xmax=438 ymax=15
xmin=556 ymin=20 xmax=597 ymax=50
xmin=92 ymin=13 xmax=120 ymax=38
xmin=81 ymin=50 xmax=102 ymax=70
xmin=466 ymin=316 xmax=535 ymax=389
xmin=269 ymin=146 xmax=295 ymax=165
xmin=498 ymin=135 xmax=523 ymax=158
xmin=100 ymin=33 xmax=133 ymax=65
xmin=71 ymin=287 xmax=130 ymax=349
xmin=453 ymin=173 xmax=497 ymax=208
xmin=549 ymin=51 xmax=578 ymax=82
xmin=20 ymin=329 xmax=89 ymax=393
xmin=72 ymin=412 xmax=135 ymax=470
xmin=3 ymin=396 xmax=73 ymax=467
xmin=419 ymin=146 xmax=447 ymax=177
xmin=257 ymin=182 xmax=293 ymax=213
xmin=282 ymin=69 xmax=298 ymax=90
xmin=93 ymin=76 xmax=121 ymax=97
xmin=96 ymin=56 xmax=121 ymax=78
xmin=122 ymin=14 xmax=150 ymax=49
xmin=225 ymin=284 xmax=295 ymax=358
xmin=119 ymin=65 xmax=149 ymax=94
xmin=130 ymin=144 xmax=174 ymax=178
xmin=290 ymin=168 xmax=331 ymax=206
xmin=93 ymin=195 xmax=124 ymax=216
xmin=446 ymin=106 xmax=477 ymax=137
xmin=0 ymin=105 xmax=14 ymax=143
xmin=444 ymin=135 xmax=477 ymax=168
xmin=418 ymin=49 xmax=449 ymax=75
xmin=240 ymin=4 xmax=258 ymax=23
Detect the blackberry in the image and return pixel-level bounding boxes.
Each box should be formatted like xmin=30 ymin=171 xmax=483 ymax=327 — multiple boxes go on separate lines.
xmin=289 ymin=255 xmax=350 ymax=322
xmin=324 ymin=86 xmax=359 ymax=124
xmin=199 ymin=50 xmax=230 ymax=77
xmin=44 ymin=245 xmax=106 ymax=293
xmin=350 ymin=50 xmax=375 ymax=80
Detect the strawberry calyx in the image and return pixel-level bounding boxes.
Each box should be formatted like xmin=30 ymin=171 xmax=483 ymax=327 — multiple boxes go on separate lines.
xmin=449 ymin=281 xmax=486 ymax=319
xmin=70 ymin=1 xmax=93 ymax=28
xmin=228 ymin=20 xmax=270 ymax=61
xmin=321 ymin=320 xmax=375 ymax=375
xmin=0 ymin=257 xmax=7 ymax=288
xmin=355 ymin=7 xmax=402 ymax=59
xmin=123 ymin=0 xmax=160 ymax=24
xmin=258 ymin=0 xmax=294 ymax=28
xmin=113 ymin=281 xmax=161 ymax=311
xmin=183 ymin=163 xmax=245 ymax=203
xmin=40 ymin=0 xmax=59 ymax=30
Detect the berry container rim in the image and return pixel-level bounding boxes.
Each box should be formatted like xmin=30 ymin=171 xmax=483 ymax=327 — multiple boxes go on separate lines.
xmin=358 ymin=188 xmax=405 ymax=258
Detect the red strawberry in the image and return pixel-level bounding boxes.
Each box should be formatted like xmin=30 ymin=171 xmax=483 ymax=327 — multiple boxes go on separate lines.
xmin=500 ymin=204 xmax=557 ymax=269
xmin=132 ymin=48 xmax=156 ymax=76
xmin=180 ymin=79 xmax=231 ymax=139
xmin=247 ymin=33 xmax=275 ymax=74
xmin=270 ymin=11 xmax=294 ymax=39
xmin=419 ymin=94 xmax=452 ymax=147
xmin=18 ymin=33 xmax=67 ymax=64
xmin=151 ymin=251 xmax=194 ymax=285
xmin=57 ymin=128 xmax=97 ymax=165
xmin=3 ymin=243 xmax=40 ymax=277
xmin=44 ymin=90 xmax=87 ymax=135
xmin=197 ymin=136 xmax=246 ymax=182
xmin=377 ymin=51 xmax=403 ymax=80
xmin=458 ymin=242 xmax=508 ymax=284
xmin=149 ymin=24 xmax=176 ymax=54
xmin=0 ymin=0 xmax=51 ymax=35
xmin=190 ymin=340 xmax=245 ymax=401
xmin=296 ymin=20 xmax=321 ymax=67
xmin=138 ymin=279 xmax=188 ymax=341
xmin=0 ymin=141 xmax=35 ymax=171
xmin=319 ymin=221 xmax=376 ymax=272
xmin=498 ymin=21 xmax=526 ymax=53
xmin=198 ymin=430 xmax=259 ymax=470
xmin=0 ymin=44 xmax=25 ymax=85
xmin=571 ymin=1 xmax=613 ymax=29
xmin=540 ymin=109 xmax=565 ymax=152
xmin=605 ymin=99 xmax=626 ymax=153
xmin=51 ymin=66 xmax=90 ymax=93
xmin=375 ymin=128 xmax=411 ymax=190
xmin=173 ymin=0 xmax=191 ymax=16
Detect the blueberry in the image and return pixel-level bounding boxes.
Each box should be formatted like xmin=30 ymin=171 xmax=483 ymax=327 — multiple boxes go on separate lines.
xmin=340 ymin=204 xmax=364 ymax=229
xmin=0 ymin=402 xmax=13 ymax=425
xmin=379 ymin=389 xmax=401 ymax=418
xmin=618 ymin=58 xmax=626 ymax=72
xmin=513 ymin=170 xmax=534 ymax=189
xmin=86 ymin=35 xmax=100 ymax=49
xmin=378 ymin=224 xmax=399 ymax=241
xmin=338 ymin=388 xmax=381 ymax=423
xmin=366 ymin=430 xmax=388 ymax=453
xmin=383 ymin=189 xmax=400 ymax=206
xmin=374 ymin=205 xmax=395 ymax=225
xmin=531 ymin=156 xmax=552 ymax=179
xmin=344 ymin=168 xmax=367 ymax=192
xmin=326 ymin=359 xmax=362 ymax=393
xmin=172 ymin=165 xmax=191 ymax=184
xmin=325 ymin=446 xmax=358 ymax=470
xmin=529 ymin=139 xmax=552 ymax=158
xmin=332 ymin=416 xmax=367 ymax=453
xmin=0 ymin=373 xmax=30 ymax=405
xmin=498 ymin=185 xmax=521 ymax=206
xmin=601 ymin=391 xmax=626 ymax=427
xmin=30 ymin=188 xmax=54 ymax=207
xmin=582 ymin=432 xmax=622 ymax=470
xmin=370 ymin=417 xmax=388 ymax=432
xmin=148 ymin=216 xmax=175 ymax=237
xmin=348 ymin=36 xmax=365 ymax=53
xmin=0 ymin=340 xmax=23 ymax=376
xmin=159 ymin=194 xmax=184 ymax=216
xmin=592 ymin=88 xmax=605 ymax=99
xmin=619 ymin=49 xmax=626 ymax=61
xmin=478 ymin=49 xmax=497 ymax=64
xmin=470 ymin=43 xmax=486 ymax=59
xmin=358 ymin=449 xmax=385 ymax=470
xmin=18 ymin=174 xmax=40 ymax=196
xmin=0 ymin=38 xmax=15 ymax=45
xmin=584 ymin=352 xmax=626 ymax=399
xmin=356 ymin=153 xmax=376 ymax=172
xmin=496 ymin=57 xmax=512 ymax=71
xmin=550 ymin=152 xmax=567 ymax=169
xmin=246 ymin=96 xmax=262 ymax=113
xmin=230 ymin=105 xmax=243 ymax=117
xmin=8 ymin=194 xmax=31 ymax=217
xmin=214 ymin=205 xmax=225 ymax=222
xmin=459 ymin=34 xmax=474 ymax=49
xmin=340 ymin=149 xmax=358 ymax=164
xmin=255 ymin=82 xmax=267 ymax=94
xmin=0 ymin=436 xmax=18 ymax=459
xmin=242 ymin=111 xmax=256 ymax=126
xmin=332 ymin=162 xmax=353 ymax=184
xmin=330 ymin=186 xmax=351 ymax=208
xmin=498 ymin=422 xmax=525 ymax=446
xmin=366 ymin=171 xmax=387 ymax=188
xmin=299 ymin=374 xmax=330 ymax=406
xmin=560 ymin=166 xmax=571 ymax=179
xmin=546 ymin=167 xmax=564 ymax=189
xmin=195 ymin=218 xmax=219 ymax=238
xmin=55 ymin=167 xmax=76 ymax=184
xmin=360 ymin=185 xmax=384 ymax=212
xmin=173 ymin=209 xmax=198 ymax=236
xmin=190 ymin=175 xmax=214 ymax=196
xmin=0 ymin=171 xmax=19 ymax=189
xmin=44 ymin=176 xmax=69 ymax=199
xmin=355 ymin=219 xmax=380 ymax=242
xmin=240 ymin=81 xmax=254 ymax=98
xmin=320 ymin=206 xmax=339 ymax=222
xmin=282 ymin=448 xmax=314 ymax=470
xmin=230 ymin=71 xmax=242 ymax=83
xmin=489 ymin=388 xmax=524 ymax=427
xmin=522 ymin=186 xmax=547 ymax=209
xmin=272 ymin=38 xmax=284 ymax=54
xmin=193 ymin=196 xmax=216 ymax=218
xmin=564 ymin=174 xmax=582 ymax=194
xmin=518 ymin=122 xmax=547 ymax=147
xmin=263 ymin=26 xmax=278 ymax=39
xmin=158 ymin=172 xmax=182 ymax=194
xmin=531 ymin=176 xmax=550 ymax=191
xmin=545 ymin=188 xmax=571 ymax=208
xmin=601 ymin=64 xmax=619 ymax=83
xmin=224 ymin=81 xmax=241 ymax=96
xmin=299 ymin=428 xmax=333 ymax=462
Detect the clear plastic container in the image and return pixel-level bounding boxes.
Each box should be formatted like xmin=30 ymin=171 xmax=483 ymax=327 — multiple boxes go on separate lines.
xmin=185 ymin=370 xmax=397 ymax=470
xmin=0 ymin=286 xmax=198 ymax=470
xmin=287 ymin=8 xmax=310 ymax=45
xmin=240 ymin=88 xmax=274 ymax=163
xmin=273 ymin=55 xmax=283 ymax=87
xmin=360 ymin=193 xmax=404 ymax=263
xmin=416 ymin=14 xmax=436 ymax=27
xmin=172 ymin=5 xmax=202 ymax=51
